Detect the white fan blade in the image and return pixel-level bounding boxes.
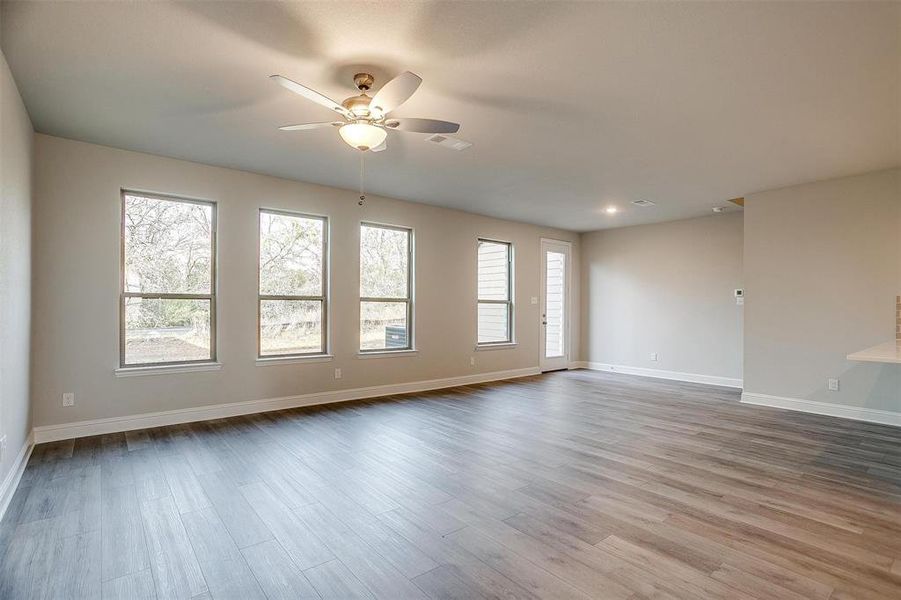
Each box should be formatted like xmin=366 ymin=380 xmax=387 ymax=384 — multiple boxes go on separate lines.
xmin=278 ymin=122 xmax=344 ymax=131
xmin=371 ymin=139 xmax=387 ymax=152
xmin=270 ymin=75 xmax=349 ymax=116
xmin=370 ymin=71 xmax=422 ymax=115
xmin=384 ymin=118 xmax=460 ymax=134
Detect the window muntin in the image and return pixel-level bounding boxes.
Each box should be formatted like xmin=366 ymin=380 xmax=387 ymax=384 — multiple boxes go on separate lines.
xmin=477 ymin=239 xmax=513 ymax=344
xmin=121 ymin=191 xmax=216 ymax=367
xmin=259 ymin=210 xmax=328 ymax=357
xmin=360 ymin=223 xmax=413 ymax=351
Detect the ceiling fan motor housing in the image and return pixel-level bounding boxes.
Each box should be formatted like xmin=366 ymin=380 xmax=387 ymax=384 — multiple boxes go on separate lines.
xmin=342 ymin=93 xmax=373 ymax=117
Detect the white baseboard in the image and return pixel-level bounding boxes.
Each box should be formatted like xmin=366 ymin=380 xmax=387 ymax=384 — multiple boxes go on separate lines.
xmin=576 ymin=361 xmax=743 ymax=389
xmin=0 ymin=432 xmax=34 ymax=522
xmin=741 ymin=392 xmax=901 ymax=427
xmin=32 ymin=367 xmax=541 ymax=444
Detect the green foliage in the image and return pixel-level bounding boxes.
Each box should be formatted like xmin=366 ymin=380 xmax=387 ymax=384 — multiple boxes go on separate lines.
xmin=259 ymin=212 xmax=323 ymax=296
xmin=125 ymin=298 xmax=209 ymax=331
xmin=124 ymin=195 xmax=213 ymax=328
xmin=360 ymin=225 xmax=409 ymax=298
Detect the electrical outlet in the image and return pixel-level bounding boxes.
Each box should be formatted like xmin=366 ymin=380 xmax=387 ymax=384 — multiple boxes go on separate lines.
xmin=650 ymin=352 xmax=658 ymax=362
xmin=827 ymin=378 xmax=840 ymax=392
xmin=62 ymin=392 xmax=75 ymax=407
xmin=334 ymin=368 xmax=342 ymax=380
xmin=470 ymin=357 xmax=475 ymax=366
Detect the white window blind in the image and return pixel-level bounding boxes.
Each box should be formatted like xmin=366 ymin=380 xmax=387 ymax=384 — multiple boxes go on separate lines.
xmin=477 ymin=239 xmax=513 ymax=344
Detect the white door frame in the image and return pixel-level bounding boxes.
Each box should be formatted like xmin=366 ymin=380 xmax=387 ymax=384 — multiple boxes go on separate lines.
xmin=539 ymin=238 xmax=572 ymax=372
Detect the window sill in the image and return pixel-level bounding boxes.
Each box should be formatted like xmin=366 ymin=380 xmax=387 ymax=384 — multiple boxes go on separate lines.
xmin=475 ymin=343 xmax=517 ymax=351
xmin=115 ymin=362 xmax=222 ymax=377
xmin=356 ymin=349 xmax=418 ymax=359
xmin=256 ymin=355 xmax=334 ymax=366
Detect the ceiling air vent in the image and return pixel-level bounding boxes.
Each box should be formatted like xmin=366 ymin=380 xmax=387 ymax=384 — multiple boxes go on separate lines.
xmin=426 ymin=134 xmax=472 ymax=151
xmin=631 ymin=199 xmax=656 ymax=207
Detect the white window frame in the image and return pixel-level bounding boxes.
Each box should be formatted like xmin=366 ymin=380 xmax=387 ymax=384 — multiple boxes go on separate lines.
xmin=258 ymin=209 xmax=330 ymax=359
xmin=359 ymin=222 xmax=414 ymax=353
xmin=477 ymin=238 xmax=514 ymax=346
xmin=119 ymin=189 xmax=217 ymax=368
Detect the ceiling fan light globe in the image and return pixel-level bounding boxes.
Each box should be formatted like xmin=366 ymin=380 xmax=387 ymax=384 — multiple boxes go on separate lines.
xmin=339 ymin=123 xmax=387 ymax=152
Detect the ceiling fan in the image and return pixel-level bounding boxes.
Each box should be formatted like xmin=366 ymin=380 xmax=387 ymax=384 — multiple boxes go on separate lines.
xmin=270 ymin=71 xmax=466 ymax=152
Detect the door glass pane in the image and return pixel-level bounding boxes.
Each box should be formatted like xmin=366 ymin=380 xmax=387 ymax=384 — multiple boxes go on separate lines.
xmin=360 ymin=225 xmax=409 ymax=298
xmin=544 ymin=250 xmax=565 ymax=358
xmin=125 ymin=297 xmax=211 ymax=364
xmin=478 ymin=303 xmax=510 ymax=344
xmin=260 ymin=299 xmax=323 ymax=356
xmin=259 ymin=212 xmax=324 ymax=296
xmin=123 ymin=194 xmax=213 ymax=294
xmin=360 ymin=301 xmax=408 ymax=350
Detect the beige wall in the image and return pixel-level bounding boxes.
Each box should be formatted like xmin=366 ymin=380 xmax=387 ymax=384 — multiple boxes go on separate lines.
xmin=0 ymin=52 xmax=33 ymax=481
xmin=580 ymin=213 xmax=744 ymax=383
xmin=31 ymin=134 xmax=579 ymax=428
xmin=744 ymin=168 xmax=900 ymax=412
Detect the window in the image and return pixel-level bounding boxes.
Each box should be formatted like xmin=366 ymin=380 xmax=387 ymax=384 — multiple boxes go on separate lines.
xmin=121 ymin=191 xmax=216 ymax=367
xmin=360 ymin=223 xmax=413 ymax=351
xmin=477 ymin=239 xmax=513 ymax=344
xmin=259 ymin=210 xmax=328 ymax=357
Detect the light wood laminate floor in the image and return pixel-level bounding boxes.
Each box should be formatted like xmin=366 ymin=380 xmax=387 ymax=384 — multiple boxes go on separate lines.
xmin=2 ymin=370 xmax=900 ymax=599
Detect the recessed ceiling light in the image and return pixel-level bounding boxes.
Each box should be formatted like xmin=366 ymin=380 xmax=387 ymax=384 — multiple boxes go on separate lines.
xmin=605 ymin=206 xmax=618 ymax=214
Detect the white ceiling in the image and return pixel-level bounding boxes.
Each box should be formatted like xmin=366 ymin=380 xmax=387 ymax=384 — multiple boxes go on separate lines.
xmin=2 ymin=1 xmax=898 ymax=231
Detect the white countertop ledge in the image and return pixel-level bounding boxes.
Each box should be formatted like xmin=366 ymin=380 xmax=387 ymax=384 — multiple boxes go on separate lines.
xmin=115 ymin=362 xmax=223 ymax=377
xmin=256 ymin=355 xmax=334 ymax=366
xmin=356 ymin=349 xmax=418 ymax=359
xmin=846 ymin=341 xmax=901 ymax=364
xmin=474 ymin=343 xmax=518 ymax=351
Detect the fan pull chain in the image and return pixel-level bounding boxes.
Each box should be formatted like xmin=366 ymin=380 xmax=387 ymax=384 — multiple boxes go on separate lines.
xmin=358 ymin=152 xmax=366 ymax=206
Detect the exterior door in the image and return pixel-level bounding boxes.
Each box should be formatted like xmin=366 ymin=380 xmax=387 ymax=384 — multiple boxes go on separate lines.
xmin=540 ymin=239 xmax=571 ymax=371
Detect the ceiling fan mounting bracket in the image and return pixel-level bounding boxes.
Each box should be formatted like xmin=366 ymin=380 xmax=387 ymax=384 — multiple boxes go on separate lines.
xmin=353 ymin=72 xmax=375 ymax=91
